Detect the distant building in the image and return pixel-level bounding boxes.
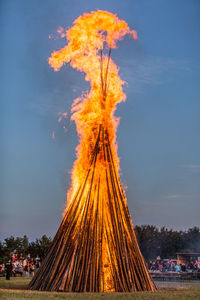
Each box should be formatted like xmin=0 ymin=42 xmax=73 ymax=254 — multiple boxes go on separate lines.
xmin=177 ymin=253 xmax=200 ymax=265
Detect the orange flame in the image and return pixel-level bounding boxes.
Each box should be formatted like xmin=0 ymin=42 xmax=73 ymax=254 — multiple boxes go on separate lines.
xmin=48 ymin=10 xmax=137 ymax=292
xmin=58 ymin=111 xmax=67 ymax=123
xmin=49 ymin=10 xmax=136 ymax=208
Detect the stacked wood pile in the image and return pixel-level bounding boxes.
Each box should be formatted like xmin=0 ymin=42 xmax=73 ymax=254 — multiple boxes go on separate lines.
xmin=28 ymin=49 xmax=156 ymax=292
xmin=28 ymin=125 xmax=156 ymax=292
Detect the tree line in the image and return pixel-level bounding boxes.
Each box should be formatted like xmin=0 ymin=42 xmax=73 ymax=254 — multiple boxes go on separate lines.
xmin=135 ymin=226 xmax=200 ymax=260
xmin=0 ymin=235 xmax=52 ymax=264
xmin=0 ymin=226 xmax=200 ymax=263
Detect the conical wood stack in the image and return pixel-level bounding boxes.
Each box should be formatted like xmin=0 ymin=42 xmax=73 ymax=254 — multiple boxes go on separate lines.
xmin=29 ymin=48 xmax=156 ymax=292
xmin=28 ymin=124 xmax=156 ymax=292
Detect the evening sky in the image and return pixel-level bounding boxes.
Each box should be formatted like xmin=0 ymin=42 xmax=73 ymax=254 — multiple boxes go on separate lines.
xmin=1 ymin=0 xmax=200 ymax=239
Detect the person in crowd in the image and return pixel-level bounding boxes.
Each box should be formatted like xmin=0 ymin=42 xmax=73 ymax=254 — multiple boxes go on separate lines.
xmin=148 ymin=261 xmax=153 ymax=270
xmin=155 ymin=261 xmax=159 ymax=271
xmin=151 ymin=261 xmax=156 ymax=271
xmin=194 ymin=260 xmax=200 ymax=270
xmin=158 ymin=261 xmax=163 ymax=272
xmin=168 ymin=261 xmax=172 ymax=271
xmin=181 ymin=264 xmax=186 ymax=272
xmin=175 ymin=263 xmax=181 ymax=272
xmin=30 ymin=261 xmax=35 ymax=277
xmin=13 ymin=260 xmax=23 ymax=276
xmin=5 ymin=259 xmax=12 ymax=280
xmin=19 ymin=253 xmax=24 ymax=261
xmin=35 ymin=255 xmax=40 ymax=265
xmin=23 ymin=258 xmax=29 ymax=277
xmin=171 ymin=262 xmax=175 ymax=271
xmin=188 ymin=261 xmax=195 ymax=271
xmin=0 ymin=264 xmax=5 ymax=276
xmin=162 ymin=261 xmax=167 ymax=272
xmin=35 ymin=257 xmax=40 ymax=272
xmin=27 ymin=254 xmax=31 ymax=262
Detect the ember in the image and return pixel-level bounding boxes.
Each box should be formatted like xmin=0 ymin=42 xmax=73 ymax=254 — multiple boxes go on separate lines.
xmin=28 ymin=10 xmax=156 ymax=292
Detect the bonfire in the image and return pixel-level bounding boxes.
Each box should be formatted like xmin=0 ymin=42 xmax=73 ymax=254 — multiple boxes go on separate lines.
xmin=28 ymin=10 xmax=156 ymax=292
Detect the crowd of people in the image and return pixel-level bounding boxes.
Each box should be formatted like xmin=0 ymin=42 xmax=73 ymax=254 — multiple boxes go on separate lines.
xmin=0 ymin=253 xmax=41 ymax=279
xmin=148 ymin=259 xmax=200 ymax=273
xmin=1 ymin=253 xmax=200 ymax=279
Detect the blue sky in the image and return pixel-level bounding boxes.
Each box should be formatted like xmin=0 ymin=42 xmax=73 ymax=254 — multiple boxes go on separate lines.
xmin=1 ymin=0 xmax=200 ymax=239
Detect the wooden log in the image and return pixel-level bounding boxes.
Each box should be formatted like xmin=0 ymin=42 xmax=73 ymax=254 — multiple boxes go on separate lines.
xmin=28 ymin=123 xmax=156 ymax=293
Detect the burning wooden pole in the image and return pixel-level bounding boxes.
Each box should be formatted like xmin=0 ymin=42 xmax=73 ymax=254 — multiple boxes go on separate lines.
xmin=29 ymin=123 xmax=156 ymax=292
xmin=28 ymin=10 xmax=156 ymax=292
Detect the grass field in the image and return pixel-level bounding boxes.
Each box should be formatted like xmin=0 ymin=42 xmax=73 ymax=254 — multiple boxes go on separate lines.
xmin=0 ymin=277 xmax=200 ymax=300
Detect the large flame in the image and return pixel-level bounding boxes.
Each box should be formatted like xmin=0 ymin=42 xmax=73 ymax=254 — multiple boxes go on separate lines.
xmin=48 ymin=10 xmax=137 ymax=291
xmin=49 ymin=10 xmax=136 ymax=207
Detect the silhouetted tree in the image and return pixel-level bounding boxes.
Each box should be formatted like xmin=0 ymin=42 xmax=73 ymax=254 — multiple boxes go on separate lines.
xmin=135 ymin=225 xmax=160 ymax=260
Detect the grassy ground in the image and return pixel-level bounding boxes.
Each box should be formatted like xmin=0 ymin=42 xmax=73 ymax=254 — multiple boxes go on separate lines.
xmin=0 ymin=277 xmax=200 ymax=300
